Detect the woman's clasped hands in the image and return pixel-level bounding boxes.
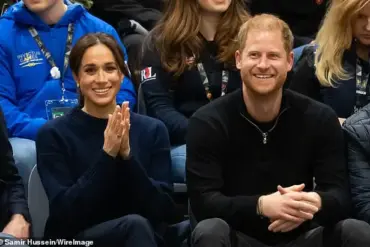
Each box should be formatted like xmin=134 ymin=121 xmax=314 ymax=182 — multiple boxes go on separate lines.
xmin=103 ymin=101 xmax=131 ymax=159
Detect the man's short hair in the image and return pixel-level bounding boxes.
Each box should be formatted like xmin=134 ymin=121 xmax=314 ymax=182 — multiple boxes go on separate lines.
xmin=237 ymin=14 xmax=294 ymax=54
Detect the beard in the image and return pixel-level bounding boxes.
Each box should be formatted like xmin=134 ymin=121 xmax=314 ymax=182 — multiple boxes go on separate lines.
xmin=240 ymin=72 xmax=286 ymax=97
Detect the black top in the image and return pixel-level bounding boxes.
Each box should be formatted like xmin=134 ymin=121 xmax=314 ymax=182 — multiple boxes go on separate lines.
xmin=139 ymin=40 xmax=242 ymax=145
xmin=0 ymin=106 xmax=29 ymax=227
xmin=90 ymin=0 xmax=163 ymax=30
xmin=36 ymin=107 xmax=175 ymax=238
xmin=186 ymin=89 xmax=350 ymax=245
xmin=247 ymin=0 xmax=329 ymax=39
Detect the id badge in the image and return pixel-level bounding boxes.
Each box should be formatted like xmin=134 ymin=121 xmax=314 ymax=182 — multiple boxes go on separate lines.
xmin=45 ymin=99 xmax=78 ymax=120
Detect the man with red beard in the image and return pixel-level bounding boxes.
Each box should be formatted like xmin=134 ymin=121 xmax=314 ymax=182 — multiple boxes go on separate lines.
xmin=186 ymin=14 xmax=370 ymax=247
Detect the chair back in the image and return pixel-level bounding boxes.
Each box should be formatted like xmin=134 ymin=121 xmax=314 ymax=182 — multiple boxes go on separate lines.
xmin=28 ymin=165 xmax=49 ymax=239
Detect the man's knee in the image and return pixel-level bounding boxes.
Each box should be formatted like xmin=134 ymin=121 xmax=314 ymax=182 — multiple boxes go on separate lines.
xmin=334 ymin=219 xmax=370 ymax=245
xmin=192 ymin=218 xmax=230 ymax=243
xmin=120 ymin=214 xmax=153 ymax=233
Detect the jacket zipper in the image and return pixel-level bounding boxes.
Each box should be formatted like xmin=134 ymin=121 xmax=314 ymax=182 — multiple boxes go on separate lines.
xmin=240 ymin=108 xmax=288 ymax=144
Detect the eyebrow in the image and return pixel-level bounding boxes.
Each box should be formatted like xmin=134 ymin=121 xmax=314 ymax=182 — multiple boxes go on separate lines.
xmin=82 ymin=62 xmax=117 ymax=68
xmin=247 ymin=49 xmax=282 ymax=53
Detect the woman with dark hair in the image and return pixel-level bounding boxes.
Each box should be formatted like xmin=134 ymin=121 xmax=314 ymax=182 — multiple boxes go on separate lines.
xmin=139 ymin=0 xmax=250 ymax=183
xmin=36 ymin=33 xmax=175 ymax=247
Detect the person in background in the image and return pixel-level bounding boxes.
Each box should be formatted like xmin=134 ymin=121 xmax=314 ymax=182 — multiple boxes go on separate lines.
xmin=0 ymin=0 xmax=136 ymax=188
xmin=290 ymin=0 xmax=370 ymax=125
xmin=245 ymin=0 xmax=329 ymax=67
xmin=90 ymin=0 xmax=164 ymax=77
xmin=187 ymin=14 xmax=370 ymax=247
xmin=139 ymin=0 xmax=249 ymax=184
xmin=36 ymin=33 xmax=175 ymax=246
xmin=246 ymin=0 xmax=329 ymax=48
xmin=90 ymin=0 xmax=162 ymax=56
xmin=90 ymin=0 xmax=163 ymax=32
xmin=343 ymin=104 xmax=370 ymax=225
xmin=0 ymin=105 xmax=30 ymax=245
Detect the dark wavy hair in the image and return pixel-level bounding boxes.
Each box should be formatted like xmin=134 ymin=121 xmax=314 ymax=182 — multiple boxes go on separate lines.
xmin=69 ymin=32 xmax=129 ymax=107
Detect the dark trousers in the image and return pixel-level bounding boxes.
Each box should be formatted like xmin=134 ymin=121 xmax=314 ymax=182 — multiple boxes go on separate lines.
xmin=75 ymin=214 xmax=157 ymax=247
xmin=192 ymin=218 xmax=370 ymax=247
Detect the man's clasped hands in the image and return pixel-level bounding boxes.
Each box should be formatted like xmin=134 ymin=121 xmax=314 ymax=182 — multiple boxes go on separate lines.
xmin=258 ymin=183 xmax=322 ymax=233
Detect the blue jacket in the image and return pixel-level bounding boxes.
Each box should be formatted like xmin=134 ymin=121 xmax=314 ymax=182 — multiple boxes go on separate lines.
xmin=0 ymin=1 xmax=136 ymax=140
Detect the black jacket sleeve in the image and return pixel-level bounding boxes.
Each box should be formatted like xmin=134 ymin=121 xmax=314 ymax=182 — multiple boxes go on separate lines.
xmin=343 ymin=122 xmax=370 ymax=223
xmin=312 ymin=108 xmax=351 ymax=225
xmin=0 ymin=107 xmax=30 ymax=223
xmin=186 ymin=116 xmax=261 ymax=229
xmin=103 ymin=0 xmax=163 ymax=30
xmin=289 ymin=45 xmax=322 ymax=102
xmin=140 ymin=47 xmax=189 ymax=145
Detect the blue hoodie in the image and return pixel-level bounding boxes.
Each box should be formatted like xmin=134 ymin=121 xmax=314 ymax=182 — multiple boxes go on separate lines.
xmin=0 ymin=1 xmax=137 ymax=140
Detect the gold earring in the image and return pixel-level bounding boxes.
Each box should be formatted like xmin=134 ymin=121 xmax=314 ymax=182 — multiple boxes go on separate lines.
xmin=77 ymin=83 xmax=80 ymax=88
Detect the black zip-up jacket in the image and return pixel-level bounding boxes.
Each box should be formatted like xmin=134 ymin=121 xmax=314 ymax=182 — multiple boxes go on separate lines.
xmin=186 ymin=88 xmax=350 ymax=246
xmin=90 ymin=0 xmax=163 ymax=30
xmin=0 ymin=106 xmax=29 ymax=228
xmin=246 ymin=0 xmax=329 ymax=47
xmin=343 ymin=104 xmax=370 ymax=224
xmin=247 ymin=0 xmax=329 ymax=37
xmin=139 ymin=41 xmax=242 ymax=145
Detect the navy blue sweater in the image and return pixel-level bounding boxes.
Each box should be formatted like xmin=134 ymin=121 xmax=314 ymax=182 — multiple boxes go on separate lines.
xmin=36 ymin=107 xmax=175 ymax=238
